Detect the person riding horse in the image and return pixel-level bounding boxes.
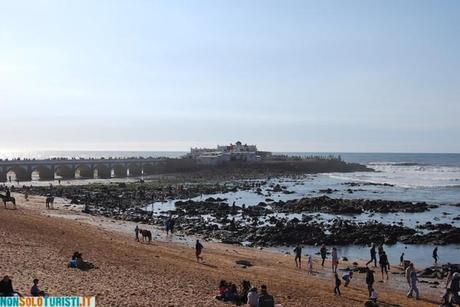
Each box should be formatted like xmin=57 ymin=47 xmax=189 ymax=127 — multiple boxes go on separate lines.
xmin=0 ymin=188 xmax=16 ymax=209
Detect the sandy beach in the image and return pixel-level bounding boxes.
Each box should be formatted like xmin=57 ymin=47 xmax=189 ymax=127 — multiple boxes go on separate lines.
xmin=0 ymin=192 xmax=444 ymax=306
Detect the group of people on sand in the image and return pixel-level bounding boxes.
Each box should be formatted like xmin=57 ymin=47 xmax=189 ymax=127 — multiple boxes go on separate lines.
xmin=304 ymin=242 xmax=443 ymax=305
xmin=293 ymin=245 xmax=313 ymax=274
xmin=216 ymin=280 xmax=275 ymax=307
xmin=0 ymin=276 xmax=47 ymax=297
xmin=365 ymin=243 xmax=390 ymax=281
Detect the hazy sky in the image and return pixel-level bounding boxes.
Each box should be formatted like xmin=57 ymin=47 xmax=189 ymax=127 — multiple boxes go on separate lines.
xmin=1 ymin=1 xmax=459 ymax=153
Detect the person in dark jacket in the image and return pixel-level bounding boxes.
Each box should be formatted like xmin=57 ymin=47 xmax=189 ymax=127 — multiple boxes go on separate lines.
xmin=379 ymin=251 xmax=390 ymax=281
xmin=258 ymin=284 xmax=274 ymax=307
xmin=30 ymin=279 xmax=46 ymax=297
xmin=294 ymin=244 xmax=302 ymax=268
xmin=0 ymin=276 xmax=20 ymax=297
xmin=366 ymin=243 xmax=377 ymax=267
xmin=195 ymin=240 xmax=204 ymax=262
xmin=433 ymin=247 xmax=439 ymax=265
xmin=366 ymin=268 xmax=375 ymax=297
xmin=320 ymin=244 xmax=327 ymax=267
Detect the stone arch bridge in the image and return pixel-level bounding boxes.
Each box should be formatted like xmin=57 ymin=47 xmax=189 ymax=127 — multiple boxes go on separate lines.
xmin=0 ymin=158 xmax=168 ymax=182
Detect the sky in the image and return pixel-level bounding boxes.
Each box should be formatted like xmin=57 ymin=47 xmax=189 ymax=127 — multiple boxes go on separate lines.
xmin=0 ymin=0 xmax=459 ymax=153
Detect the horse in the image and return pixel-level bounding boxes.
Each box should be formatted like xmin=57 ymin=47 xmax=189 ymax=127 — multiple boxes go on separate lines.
xmin=139 ymin=229 xmax=152 ymax=243
xmin=0 ymin=194 xmax=16 ymax=209
xmin=46 ymin=196 xmax=55 ymax=209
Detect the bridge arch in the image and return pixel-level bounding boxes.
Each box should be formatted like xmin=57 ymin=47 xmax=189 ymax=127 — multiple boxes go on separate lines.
xmin=127 ymin=163 xmax=142 ymax=177
xmin=112 ymin=164 xmax=127 ymax=178
xmin=54 ymin=165 xmax=75 ymax=180
xmin=6 ymin=166 xmax=31 ymax=182
xmin=75 ymin=164 xmax=93 ymax=179
xmin=93 ymin=164 xmax=111 ymax=179
xmin=31 ymin=165 xmax=54 ymax=181
xmin=141 ymin=163 xmax=156 ymax=175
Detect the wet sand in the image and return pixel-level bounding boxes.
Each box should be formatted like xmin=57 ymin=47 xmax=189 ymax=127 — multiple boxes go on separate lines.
xmin=0 ymin=193 xmax=443 ymax=306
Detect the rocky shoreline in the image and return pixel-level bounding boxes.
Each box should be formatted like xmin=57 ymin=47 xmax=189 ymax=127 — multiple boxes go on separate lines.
xmin=12 ymin=180 xmax=460 ymax=247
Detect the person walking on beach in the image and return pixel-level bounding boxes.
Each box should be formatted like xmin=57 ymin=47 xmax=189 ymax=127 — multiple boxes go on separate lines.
xmin=379 ymin=251 xmax=390 ymax=281
xmin=407 ymin=263 xmax=419 ymax=299
xmin=195 ymin=240 xmax=204 ymax=262
xmin=320 ymin=244 xmax=327 ymax=267
xmin=165 ymin=215 xmax=175 ymax=236
xmin=334 ymin=273 xmax=341 ymax=296
xmin=366 ymin=268 xmax=375 ymax=297
xmin=433 ymin=247 xmax=439 ymax=265
xmin=400 ymin=252 xmax=405 ymax=266
xmin=331 ymin=247 xmax=339 ymax=273
xmin=366 ymin=243 xmax=377 ymax=267
xmin=405 ymin=262 xmax=414 ymax=287
xmin=135 ymin=225 xmax=140 ymax=242
xmin=294 ymin=244 xmax=302 ymax=269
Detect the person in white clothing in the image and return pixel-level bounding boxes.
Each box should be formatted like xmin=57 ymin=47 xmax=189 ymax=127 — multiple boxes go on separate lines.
xmin=247 ymin=287 xmax=258 ymax=307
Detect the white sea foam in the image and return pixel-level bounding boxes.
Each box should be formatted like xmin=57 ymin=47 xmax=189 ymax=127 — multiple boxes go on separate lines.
xmin=328 ymin=163 xmax=460 ymax=188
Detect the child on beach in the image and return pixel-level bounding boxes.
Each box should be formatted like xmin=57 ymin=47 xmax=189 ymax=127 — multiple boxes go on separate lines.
xmin=334 ymin=273 xmax=341 ymax=296
xmin=307 ymin=255 xmax=313 ymax=275
xmin=342 ymin=271 xmax=353 ymax=287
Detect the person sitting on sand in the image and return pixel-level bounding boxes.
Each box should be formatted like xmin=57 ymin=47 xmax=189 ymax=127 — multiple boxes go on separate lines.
xmin=0 ymin=276 xmax=21 ymax=297
xmin=258 ymin=285 xmax=274 ymax=307
xmin=247 ymin=287 xmax=258 ymax=307
xmin=294 ymin=244 xmax=302 ymax=269
xmin=215 ymin=280 xmax=228 ymax=300
xmin=195 ymin=240 xmax=204 ymax=262
xmin=30 ymin=279 xmax=46 ymax=297
xmin=342 ymin=271 xmax=353 ymax=287
xmin=68 ymin=251 xmax=83 ymax=269
xmin=224 ymin=283 xmax=238 ymax=302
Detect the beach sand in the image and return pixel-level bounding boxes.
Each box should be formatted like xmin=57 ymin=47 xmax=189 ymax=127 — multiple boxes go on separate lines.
xmin=0 ymin=193 xmax=443 ymax=306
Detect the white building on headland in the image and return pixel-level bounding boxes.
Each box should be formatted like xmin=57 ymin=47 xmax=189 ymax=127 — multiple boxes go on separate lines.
xmin=189 ymin=141 xmax=268 ymax=165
